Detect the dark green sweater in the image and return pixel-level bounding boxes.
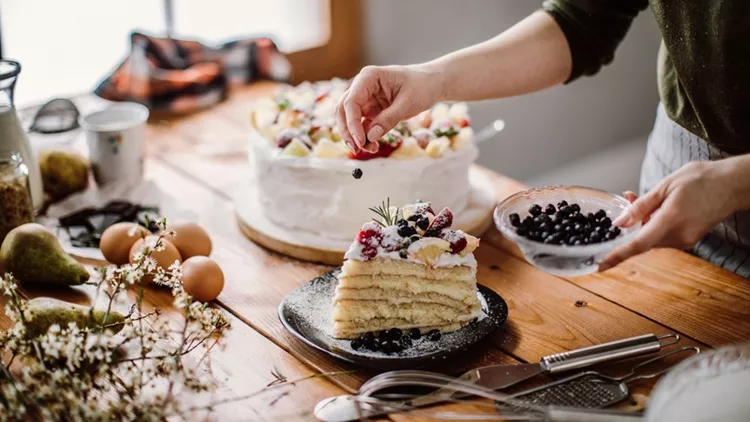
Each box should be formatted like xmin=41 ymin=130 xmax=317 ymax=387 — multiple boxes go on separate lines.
xmin=543 ymin=0 xmax=750 ymax=154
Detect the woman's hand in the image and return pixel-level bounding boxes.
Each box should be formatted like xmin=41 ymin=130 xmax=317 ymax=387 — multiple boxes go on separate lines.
xmin=335 ymin=65 xmax=443 ymax=153
xmin=599 ymin=159 xmax=746 ymax=271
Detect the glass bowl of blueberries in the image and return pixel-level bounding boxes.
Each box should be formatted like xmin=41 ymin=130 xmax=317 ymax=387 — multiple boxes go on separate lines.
xmin=494 ymin=186 xmax=641 ymax=276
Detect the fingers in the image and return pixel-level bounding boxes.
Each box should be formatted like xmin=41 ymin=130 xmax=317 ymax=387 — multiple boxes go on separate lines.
xmin=614 ymin=188 xmax=664 ymax=228
xmin=368 ymin=98 xmax=408 ymax=140
xmin=336 ymin=91 xmax=359 ymax=153
xmin=623 ymin=191 xmax=638 ymax=203
xmin=598 ymin=210 xmax=670 ymax=271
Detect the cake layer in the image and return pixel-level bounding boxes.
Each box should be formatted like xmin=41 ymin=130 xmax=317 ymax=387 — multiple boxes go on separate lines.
xmin=340 ymin=258 xmax=476 ymax=279
xmin=335 ymin=287 xmax=475 ymax=309
xmin=333 ymin=299 xmax=480 ymax=324
xmin=335 ymin=275 xmax=477 ymax=303
xmin=252 ymin=133 xmax=478 ymax=241
xmin=332 ymin=318 xmax=474 ymax=339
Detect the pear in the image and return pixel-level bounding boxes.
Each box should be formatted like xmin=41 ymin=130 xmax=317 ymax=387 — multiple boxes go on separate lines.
xmin=38 ymin=149 xmax=89 ymax=202
xmin=0 ymin=223 xmax=89 ymax=286
xmin=24 ymin=297 xmax=125 ymax=338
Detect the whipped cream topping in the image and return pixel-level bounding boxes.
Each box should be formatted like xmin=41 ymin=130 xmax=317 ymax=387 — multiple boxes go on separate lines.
xmin=344 ymin=240 xmax=477 ymax=269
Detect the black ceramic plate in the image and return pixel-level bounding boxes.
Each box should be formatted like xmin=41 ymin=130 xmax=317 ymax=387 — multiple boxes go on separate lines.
xmin=278 ymin=269 xmax=508 ymax=370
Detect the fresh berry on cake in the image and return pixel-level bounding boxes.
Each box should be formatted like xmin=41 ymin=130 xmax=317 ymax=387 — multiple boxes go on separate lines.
xmin=332 ymin=200 xmax=482 ymax=339
xmin=248 ymin=79 xmax=479 ymax=242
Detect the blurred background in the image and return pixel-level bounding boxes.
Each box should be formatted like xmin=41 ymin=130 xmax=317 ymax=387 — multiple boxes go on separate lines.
xmin=2 ymin=0 xmax=660 ymax=192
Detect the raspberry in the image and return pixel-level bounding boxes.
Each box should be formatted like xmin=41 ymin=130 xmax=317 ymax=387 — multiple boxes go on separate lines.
xmin=428 ymin=208 xmax=454 ymax=232
xmin=439 ymin=229 xmax=468 ymax=254
xmin=348 ymin=133 xmax=403 ymax=160
xmin=357 ymin=222 xmax=383 ymax=248
xmin=360 ymin=246 xmax=377 ymax=260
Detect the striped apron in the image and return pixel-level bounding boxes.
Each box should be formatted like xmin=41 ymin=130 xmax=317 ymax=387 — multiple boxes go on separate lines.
xmin=640 ymin=104 xmax=750 ymax=278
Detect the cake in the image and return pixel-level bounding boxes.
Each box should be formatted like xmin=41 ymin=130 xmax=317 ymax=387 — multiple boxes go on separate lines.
xmin=248 ymin=79 xmax=478 ymax=241
xmin=332 ymin=200 xmax=482 ymax=339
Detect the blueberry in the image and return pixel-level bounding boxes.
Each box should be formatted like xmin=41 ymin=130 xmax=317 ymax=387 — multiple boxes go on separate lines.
xmin=350 ymin=339 xmax=363 ymax=350
xmin=509 ymin=213 xmax=521 ymax=227
xmin=424 ymin=229 xmax=440 ymax=237
xmin=409 ymin=328 xmax=421 ymax=339
xmin=540 ymin=222 xmax=553 ymax=232
xmin=604 ymin=231 xmax=615 ymax=241
xmin=410 ymin=235 xmax=421 ymax=242
xmin=387 ymin=328 xmax=403 ymax=339
xmin=522 ymin=216 xmax=535 ymax=227
xmin=400 ymin=335 xmax=413 ymax=348
xmin=595 ymin=209 xmax=607 ymax=220
xmin=574 ymin=213 xmax=588 ymax=224
xmin=569 ymin=235 xmax=581 ymax=244
xmin=516 ymin=227 xmax=528 ymax=236
xmin=545 ymin=204 xmax=556 ymax=215
xmin=587 ymin=212 xmax=597 ymax=222
xmin=600 ymin=217 xmax=612 ymax=228
xmin=559 ymin=205 xmax=573 ymax=215
xmin=573 ymin=223 xmax=584 ymax=233
xmin=426 ymin=329 xmax=442 ymax=341
xmin=533 ymin=216 xmax=545 ymax=226
xmin=571 ymin=204 xmax=581 ymax=213
xmin=540 ymin=231 xmax=550 ymax=240
xmin=398 ymin=225 xmax=417 ymax=238
xmin=610 ymin=226 xmax=621 ymax=236
xmin=590 ymin=232 xmax=602 ymax=243
xmin=377 ymin=330 xmax=388 ymax=339
xmin=396 ymin=219 xmax=408 ymax=228
xmin=539 ymin=213 xmax=552 ymax=223
xmin=408 ymin=214 xmax=420 ymax=222
xmin=562 ymin=219 xmax=573 ymax=227
xmin=554 ymin=224 xmax=563 ymax=232
xmin=352 ymin=168 xmax=363 ymax=179
xmin=594 ymin=226 xmax=605 ymax=233
xmin=380 ymin=341 xmax=395 ymax=354
xmin=417 ymin=217 xmax=430 ymax=230
xmin=529 ymin=204 xmax=543 ymax=216
xmin=552 ymin=214 xmax=564 ymax=224
xmin=399 ymin=249 xmax=408 ymax=259
xmin=557 ymin=200 xmax=568 ymax=209
xmin=574 ymin=239 xmax=584 ymax=245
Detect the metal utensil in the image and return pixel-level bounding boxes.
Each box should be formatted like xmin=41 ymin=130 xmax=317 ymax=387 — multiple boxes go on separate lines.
xmin=314 ymin=333 xmax=679 ymax=421
xmin=498 ymin=346 xmax=700 ymax=412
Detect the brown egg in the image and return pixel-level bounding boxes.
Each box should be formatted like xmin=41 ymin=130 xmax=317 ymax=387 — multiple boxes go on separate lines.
xmin=100 ymin=222 xmax=149 ymax=265
xmin=180 ymin=256 xmax=224 ymax=302
xmin=129 ymin=235 xmax=183 ymax=280
xmin=163 ymin=222 xmax=212 ymax=259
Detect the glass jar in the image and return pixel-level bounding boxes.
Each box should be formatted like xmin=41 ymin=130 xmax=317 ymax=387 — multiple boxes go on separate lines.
xmin=0 ymin=152 xmax=33 ymax=244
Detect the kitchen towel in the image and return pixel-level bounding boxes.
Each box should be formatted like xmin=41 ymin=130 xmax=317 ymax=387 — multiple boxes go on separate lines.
xmin=94 ymin=32 xmax=291 ymax=114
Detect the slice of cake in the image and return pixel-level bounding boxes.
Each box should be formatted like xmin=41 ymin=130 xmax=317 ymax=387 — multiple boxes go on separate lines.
xmin=333 ymin=200 xmax=482 ymax=339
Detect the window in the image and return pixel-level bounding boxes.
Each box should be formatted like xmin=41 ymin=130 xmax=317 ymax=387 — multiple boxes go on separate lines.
xmin=0 ymin=0 xmax=331 ymax=107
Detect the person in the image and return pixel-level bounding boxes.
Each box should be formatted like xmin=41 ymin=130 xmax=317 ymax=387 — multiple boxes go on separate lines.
xmin=335 ymin=1 xmax=750 ymax=276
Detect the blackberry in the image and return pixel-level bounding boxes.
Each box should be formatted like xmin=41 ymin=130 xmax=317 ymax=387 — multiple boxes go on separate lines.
xmin=400 ymin=335 xmax=413 ymax=348
xmin=409 ymin=328 xmax=421 ymax=340
xmin=352 ymin=168 xmax=363 ymax=179
xmin=398 ymin=225 xmax=417 ymax=238
xmin=350 ymin=339 xmax=363 ymax=350
xmin=426 ymin=329 xmax=442 ymax=341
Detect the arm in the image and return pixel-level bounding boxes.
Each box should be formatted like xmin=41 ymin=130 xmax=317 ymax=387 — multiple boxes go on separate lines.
xmin=420 ymin=11 xmax=573 ymax=102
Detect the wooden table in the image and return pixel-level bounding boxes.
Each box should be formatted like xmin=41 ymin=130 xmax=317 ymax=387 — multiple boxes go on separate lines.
xmin=6 ymin=83 xmax=750 ymax=421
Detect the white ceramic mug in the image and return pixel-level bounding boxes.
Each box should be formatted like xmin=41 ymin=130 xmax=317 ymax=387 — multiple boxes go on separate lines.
xmin=80 ymin=102 xmax=149 ymax=186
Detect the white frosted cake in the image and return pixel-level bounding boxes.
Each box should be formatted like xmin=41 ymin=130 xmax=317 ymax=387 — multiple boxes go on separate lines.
xmin=248 ymin=79 xmax=478 ymax=241
xmin=333 ymin=201 xmax=482 ymax=339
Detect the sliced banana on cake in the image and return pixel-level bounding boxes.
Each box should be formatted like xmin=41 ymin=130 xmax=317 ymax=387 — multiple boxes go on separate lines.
xmin=281 ymin=138 xmax=311 ymax=157
xmin=312 ymin=138 xmax=349 ymax=159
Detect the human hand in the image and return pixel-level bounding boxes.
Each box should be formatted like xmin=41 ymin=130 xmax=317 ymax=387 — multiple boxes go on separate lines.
xmin=335 ymin=65 xmax=442 ymax=153
xmin=599 ymin=160 xmax=741 ymax=271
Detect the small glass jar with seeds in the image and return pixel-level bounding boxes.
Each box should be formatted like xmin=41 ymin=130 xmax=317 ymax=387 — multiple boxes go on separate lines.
xmin=0 ymin=152 xmax=33 ymax=243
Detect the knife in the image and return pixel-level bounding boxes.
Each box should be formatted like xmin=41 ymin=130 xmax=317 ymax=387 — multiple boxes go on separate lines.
xmin=314 ymin=333 xmax=679 ymax=422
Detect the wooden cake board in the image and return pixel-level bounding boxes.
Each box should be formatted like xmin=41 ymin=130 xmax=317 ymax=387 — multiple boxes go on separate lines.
xmin=235 ymin=168 xmax=497 ymax=266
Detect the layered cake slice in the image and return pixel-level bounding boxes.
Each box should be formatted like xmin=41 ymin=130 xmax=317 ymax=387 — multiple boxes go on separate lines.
xmin=333 ymin=201 xmax=482 ymax=339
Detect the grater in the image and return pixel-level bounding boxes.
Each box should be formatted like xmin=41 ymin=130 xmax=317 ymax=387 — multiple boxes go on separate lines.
xmin=497 ymin=346 xmax=700 ymax=412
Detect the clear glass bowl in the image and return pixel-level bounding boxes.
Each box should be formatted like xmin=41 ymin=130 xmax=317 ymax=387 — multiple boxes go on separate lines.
xmin=494 ymin=186 xmax=640 ymax=277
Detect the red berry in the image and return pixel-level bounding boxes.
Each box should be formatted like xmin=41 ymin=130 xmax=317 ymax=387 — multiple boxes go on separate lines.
xmin=439 ymin=229 xmax=467 ymax=254
xmin=348 ymin=136 xmax=403 ymax=160
xmin=357 ymin=223 xmax=383 ymax=247
xmin=360 ymin=246 xmax=378 ymax=260
xmin=457 ymin=118 xmax=470 ymax=128
xmin=275 ymin=129 xmax=297 ymax=148
xmin=428 ymin=208 xmax=454 ymax=232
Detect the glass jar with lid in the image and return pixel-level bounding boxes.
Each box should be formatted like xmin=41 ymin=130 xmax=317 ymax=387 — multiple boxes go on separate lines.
xmin=0 ymin=152 xmax=33 ymax=243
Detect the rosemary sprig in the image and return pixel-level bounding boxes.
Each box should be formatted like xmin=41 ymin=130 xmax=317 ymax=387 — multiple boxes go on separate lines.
xmin=369 ymin=198 xmax=400 ymax=227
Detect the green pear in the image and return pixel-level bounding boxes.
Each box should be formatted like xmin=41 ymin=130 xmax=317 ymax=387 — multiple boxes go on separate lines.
xmin=0 ymin=223 xmax=89 ymax=286
xmin=38 ymin=149 xmax=89 ymax=202
xmin=24 ymin=297 xmax=125 ymax=338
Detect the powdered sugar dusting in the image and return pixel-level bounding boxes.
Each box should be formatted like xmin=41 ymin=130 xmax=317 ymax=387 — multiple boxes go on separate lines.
xmin=380 ymin=225 xmax=402 ymax=251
